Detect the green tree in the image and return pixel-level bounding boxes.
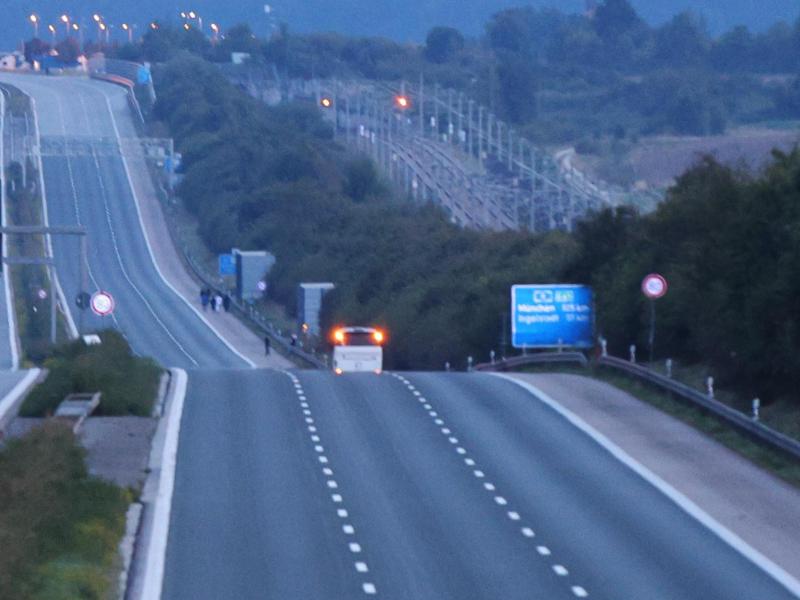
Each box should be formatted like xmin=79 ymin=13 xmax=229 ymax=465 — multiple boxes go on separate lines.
xmin=424 ymin=27 xmax=464 ymax=63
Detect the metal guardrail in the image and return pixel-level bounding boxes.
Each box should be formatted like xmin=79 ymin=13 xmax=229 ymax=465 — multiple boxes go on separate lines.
xmin=597 ymin=355 xmax=800 ymax=462
xmin=181 ymin=251 xmax=326 ymax=370
xmin=474 ymin=352 xmax=588 ymax=372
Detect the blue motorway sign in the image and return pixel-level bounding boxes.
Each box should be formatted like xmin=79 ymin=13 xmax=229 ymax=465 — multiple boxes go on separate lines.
xmin=511 ymin=284 xmax=594 ymax=349
xmin=218 ymin=254 xmax=236 ymax=276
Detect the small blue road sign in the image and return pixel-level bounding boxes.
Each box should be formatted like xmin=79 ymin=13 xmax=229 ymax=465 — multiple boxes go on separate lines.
xmin=218 ymin=254 xmax=236 ymax=276
xmin=511 ymin=284 xmax=594 ymax=349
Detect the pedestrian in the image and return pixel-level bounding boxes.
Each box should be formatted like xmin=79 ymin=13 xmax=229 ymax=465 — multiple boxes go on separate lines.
xmin=223 ymin=293 xmax=231 ymax=313
xmin=264 ymin=335 xmax=271 ymax=355
xmin=200 ymin=288 xmax=210 ymax=311
xmin=213 ymin=293 xmax=223 ymax=312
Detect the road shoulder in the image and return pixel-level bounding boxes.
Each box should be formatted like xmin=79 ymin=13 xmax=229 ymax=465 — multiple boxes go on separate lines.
xmin=505 ymin=372 xmax=800 ymax=582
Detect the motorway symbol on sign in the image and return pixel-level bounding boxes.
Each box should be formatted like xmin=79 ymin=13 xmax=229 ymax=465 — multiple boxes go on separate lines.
xmin=90 ymin=291 xmax=115 ymax=316
xmin=37 ymin=289 xmax=47 ymax=300
xmin=257 ymin=280 xmax=267 ymax=292
xmin=642 ymin=274 xmax=668 ymax=299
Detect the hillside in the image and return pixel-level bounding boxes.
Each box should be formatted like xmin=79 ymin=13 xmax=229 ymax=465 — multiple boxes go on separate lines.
xmin=2 ymin=0 xmax=797 ymax=50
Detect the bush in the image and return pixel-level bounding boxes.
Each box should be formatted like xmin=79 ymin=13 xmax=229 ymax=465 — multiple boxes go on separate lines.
xmin=0 ymin=423 xmax=129 ymax=600
xmin=21 ymin=330 xmax=162 ymax=417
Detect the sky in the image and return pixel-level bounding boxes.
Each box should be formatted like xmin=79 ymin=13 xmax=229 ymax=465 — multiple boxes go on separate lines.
xmin=2 ymin=1 xmax=798 ymax=50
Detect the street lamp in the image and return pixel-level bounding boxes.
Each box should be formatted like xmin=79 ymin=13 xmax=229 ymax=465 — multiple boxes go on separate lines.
xmin=60 ymin=14 xmax=70 ymax=36
xmin=121 ymin=23 xmax=135 ymax=44
xmin=210 ymin=22 xmax=220 ymax=43
xmin=48 ymin=24 xmax=56 ymax=44
xmin=150 ymin=21 xmax=159 ymax=31
xmin=29 ymin=14 xmax=39 ymax=38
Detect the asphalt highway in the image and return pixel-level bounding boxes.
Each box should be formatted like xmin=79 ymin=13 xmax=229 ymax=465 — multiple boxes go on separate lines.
xmin=0 ymin=74 xmax=246 ymax=369
xmin=3 ymin=74 xmax=797 ymax=600
xmin=163 ymin=370 xmax=798 ymax=600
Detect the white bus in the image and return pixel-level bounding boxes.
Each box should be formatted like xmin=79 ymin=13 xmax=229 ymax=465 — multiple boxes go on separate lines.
xmin=331 ymin=326 xmax=385 ymax=374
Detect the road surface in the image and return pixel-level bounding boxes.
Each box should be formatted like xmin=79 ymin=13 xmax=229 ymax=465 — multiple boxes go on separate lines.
xmin=0 ymin=73 xmax=250 ymax=369
xmin=163 ymin=370 xmax=798 ymax=599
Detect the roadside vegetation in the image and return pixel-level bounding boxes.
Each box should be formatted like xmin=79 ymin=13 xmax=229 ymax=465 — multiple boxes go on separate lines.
xmin=103 ymin=1 xmax=800 ymax=159
xmin=0 ymin=422 xmax=130 ymax=600
xmin=151 ymin=52 xmax=800 ymax=420
xmin=21 ymin=329 xmax=162 ymax=417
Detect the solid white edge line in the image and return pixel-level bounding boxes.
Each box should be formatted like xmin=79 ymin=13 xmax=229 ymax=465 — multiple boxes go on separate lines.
xmin=0 ymin=88 xmax=19 ymax=370
xmin=83 ymin=81 xmax=255 ymax=368
xmin=29 ymin=94 xmax=79 ymax=339
xmin=140 ymin=367 xmax=188 ymax=600
xmin=492 ymin=373 xmax=800 ymax=598
xmin=0 ymin=368 xmax=41 ymax=425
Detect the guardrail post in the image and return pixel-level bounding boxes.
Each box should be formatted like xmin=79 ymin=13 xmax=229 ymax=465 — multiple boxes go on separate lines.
xmin=665 ymin=358 xmax=673 ymax=378
xmin=490 ymin=350 xmax=496 ymax=364
xmin=445 ymin=361 xmax=450 ymax=372
xmin=600 ymin=337 xmax=608 ymax=357
xmin=629 ymin=344 xmax=636 ymax=363
xmin=557 ymin=338 xmax=563 ymax=353
xmin=467 ymin=356 xmax=473 ymax=372
xmin=706 ymin=376 xmax=714 ymax=399
xmin=752 ymin=398 xmax=760 ymax=421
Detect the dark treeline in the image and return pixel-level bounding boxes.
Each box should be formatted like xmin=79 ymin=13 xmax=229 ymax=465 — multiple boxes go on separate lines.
xmin=108 ymin=0 xmax=800 ymax=145
xmin=155 ymin=55 xmax=800 ymax=404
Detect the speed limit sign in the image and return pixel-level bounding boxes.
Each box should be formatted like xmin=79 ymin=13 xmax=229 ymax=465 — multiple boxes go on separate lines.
xmin=642 ymin=274 xmax=668 ymax=299
xmin=90 ymin=291 xmax=115 ymax=316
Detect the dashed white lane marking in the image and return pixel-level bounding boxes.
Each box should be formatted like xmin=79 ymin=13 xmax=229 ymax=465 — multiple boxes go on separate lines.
xmin=572 ymin=586 xmax=588 ymax=597
xmin=390 ymin=372 xmax=591 ymax=599
xmin=287 ymin=375 xmax=377 ymax=595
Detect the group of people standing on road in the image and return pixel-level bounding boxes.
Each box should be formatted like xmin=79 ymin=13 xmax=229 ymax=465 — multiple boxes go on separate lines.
xmin=200 ymin=287 xmax=231 ymax=313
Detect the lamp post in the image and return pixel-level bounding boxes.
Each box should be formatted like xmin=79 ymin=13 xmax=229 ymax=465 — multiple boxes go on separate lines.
xmin=121 ymin=23 xmax=134 ymax=43
xmin=48 ymin=24 xmax=56 ymax=44
xmin=210 ymin=22 xmax=219 ymax=44
xmin=29 ymin=14 xmax=39 ymax=38
xmin=60 ymin=14 xmax=70 ymax=36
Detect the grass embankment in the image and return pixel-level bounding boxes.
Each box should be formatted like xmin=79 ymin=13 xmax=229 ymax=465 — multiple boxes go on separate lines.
xmin=520 ymin=363 xmax=800 ymax=487
xmin=21 ymin=329 xmax=162 ymax=417
xmin=0 ymin=422 xmax=130 ymax=600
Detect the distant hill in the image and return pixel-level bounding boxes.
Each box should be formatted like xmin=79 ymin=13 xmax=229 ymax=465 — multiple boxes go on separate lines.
xmin=1 ymin=0 xmax=798 ymax=50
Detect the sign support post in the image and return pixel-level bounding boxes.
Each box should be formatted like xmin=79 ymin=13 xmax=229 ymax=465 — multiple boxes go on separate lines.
xmin=641 ymin=273 xmax=668 ymax=364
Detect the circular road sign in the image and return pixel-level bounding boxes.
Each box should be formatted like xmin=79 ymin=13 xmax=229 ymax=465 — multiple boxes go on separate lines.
xmin=642 ymin=273 xmax=668 ymax=299
xmin=37 ymin=288 xmax=48 ymax=300
xmin=90 ymin=291 xmax=115 ymax=316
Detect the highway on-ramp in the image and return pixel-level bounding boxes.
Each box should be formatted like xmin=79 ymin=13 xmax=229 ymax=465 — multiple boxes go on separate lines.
xmin=2 ymin=73 xmax=797 ymax=600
